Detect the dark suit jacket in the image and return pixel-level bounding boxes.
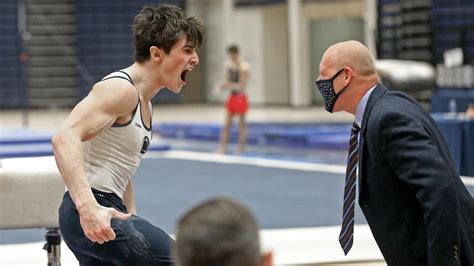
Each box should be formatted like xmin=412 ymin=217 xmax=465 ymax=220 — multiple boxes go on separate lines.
xmin=358 ymin=84 xmax=474 ymax=265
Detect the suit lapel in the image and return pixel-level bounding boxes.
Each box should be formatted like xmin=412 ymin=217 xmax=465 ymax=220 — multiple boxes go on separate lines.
xmin=358 ymin=84 xmax=388 ymax=197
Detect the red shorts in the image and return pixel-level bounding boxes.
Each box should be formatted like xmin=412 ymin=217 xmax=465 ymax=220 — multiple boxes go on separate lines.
xmin=226 ymin=93 xmax=248 ymax=114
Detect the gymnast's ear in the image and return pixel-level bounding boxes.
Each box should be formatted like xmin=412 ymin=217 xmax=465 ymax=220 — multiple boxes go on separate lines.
xmin=149 ymin=46 xmax=164 ymax=62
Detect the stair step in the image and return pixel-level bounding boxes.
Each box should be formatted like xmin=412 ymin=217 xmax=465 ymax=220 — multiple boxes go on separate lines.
xmin=28 ymin=97 xmax=78 ymax=108
xmin=28 ymin=66 xmax=77 ymax=77
xmin=29 ymin=87 xmax=78 ymax=98
xmin=28 ymin=56 xmax=75 ymax=67
xmin=27 ymin=14 xmax=75 ymax=25
xmin=28 ymin=45 xmax=76 ymax=56
xmin=27 ymin=3 xmax=75 ymax=15
xmin=28 ymin=24 xmax=76 ymax=35
xmin=23 ymin=0 xmax=80 ymax=108
xmin=26 ymin=35 xmax=76 ymax=46
xmin=28 ymin=77 xmax=77 ymax=88
xmin=25 ymin=0 xmax=74 ymax=5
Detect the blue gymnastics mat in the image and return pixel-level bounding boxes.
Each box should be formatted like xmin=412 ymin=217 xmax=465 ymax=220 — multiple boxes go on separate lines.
xmin=154 ymin=122 xmax=352 ymax=150
xmin=0 ymin=129 xmax=170 ymax=158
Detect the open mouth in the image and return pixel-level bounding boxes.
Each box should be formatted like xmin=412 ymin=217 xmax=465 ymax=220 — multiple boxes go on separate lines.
xmin=181 ymin=70 xmax=189 ymax=83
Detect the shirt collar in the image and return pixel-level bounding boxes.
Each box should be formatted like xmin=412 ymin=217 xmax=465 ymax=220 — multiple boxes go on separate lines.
xmin=355 ymin=84 xmax=377 ymax=127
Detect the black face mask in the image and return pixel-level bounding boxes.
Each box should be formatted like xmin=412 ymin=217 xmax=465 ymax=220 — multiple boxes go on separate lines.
xmin=315 ymin=68 xmax=347 ymax=113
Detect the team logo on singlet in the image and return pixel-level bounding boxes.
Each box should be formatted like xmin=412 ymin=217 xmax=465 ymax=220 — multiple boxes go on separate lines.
xmin=140 ymin=136 xmax=150 ymax=154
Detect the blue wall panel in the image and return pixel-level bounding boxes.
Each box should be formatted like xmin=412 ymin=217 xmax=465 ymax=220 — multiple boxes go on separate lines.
xmin=76 ymin=0 xmax=184 ymax=103
xmin=0 ymin=1 xmax=26 ymax=108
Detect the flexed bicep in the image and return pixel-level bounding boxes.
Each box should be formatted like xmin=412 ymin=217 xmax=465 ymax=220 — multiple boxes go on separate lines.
xmin=60 ymin=80 xmax=138 ymax=141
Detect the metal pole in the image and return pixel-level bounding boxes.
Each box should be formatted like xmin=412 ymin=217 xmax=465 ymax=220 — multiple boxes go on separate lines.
xmin=365 ymin=0 xmax=378 ymax=58
xmin=17 ymin=0 xmax=30 ymax=128
xmin=43 ymin=228 xmax=62 ymax=266
xmin=288 ymin=0 xmax=309 ymax=106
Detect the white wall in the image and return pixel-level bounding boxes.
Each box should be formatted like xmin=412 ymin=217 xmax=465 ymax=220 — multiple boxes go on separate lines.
xmin=186 ymin=0 xmax=366 ymax=106
xmin=187 ymin=0 xmax=291 ymax=105
xmin=262 ymin=5 xmax=289 ymax=104
xmin=230 ymin=7 xmax=265 ymax=104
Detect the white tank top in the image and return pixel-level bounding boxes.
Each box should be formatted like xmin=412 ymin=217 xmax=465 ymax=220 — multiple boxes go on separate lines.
xmin=83 ymin=71 xmax=152 ymax=199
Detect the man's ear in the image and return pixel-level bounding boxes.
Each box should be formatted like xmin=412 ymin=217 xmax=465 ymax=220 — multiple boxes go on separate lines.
xmin=261 ymin=250 xmax=273 ymax=266
xmin=150 ymin=46 xmax=164 ymax=62
xmin=344 ymin=67 xmax=354 ymax=80
xmin=343 ymin=66 xmax=353 ymax=85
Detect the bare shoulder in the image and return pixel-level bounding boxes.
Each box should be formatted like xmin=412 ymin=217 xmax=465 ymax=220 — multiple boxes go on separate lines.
xmin=89 ymin=78 xmax=139 ymax=116
xmin=240 ymin=60 xmax=250 ymax=72
xmin=224 ymin=59 xmax=233 ymax=68
xmin=55 ymin=78 xmax=139 ymax=141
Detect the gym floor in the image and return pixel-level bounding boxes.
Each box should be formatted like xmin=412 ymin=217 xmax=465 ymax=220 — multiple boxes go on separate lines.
xmin=1 ymin=104 xmax=473 ymax=265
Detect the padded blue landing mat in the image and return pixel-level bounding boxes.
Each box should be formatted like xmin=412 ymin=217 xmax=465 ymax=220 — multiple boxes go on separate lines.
xmin=0 ymin=129 xmax=170 ymax=158
xmin=155 ymin=122 xmax=352 ymax=150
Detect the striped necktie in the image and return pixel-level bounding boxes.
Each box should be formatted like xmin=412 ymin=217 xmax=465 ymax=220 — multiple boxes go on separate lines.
xmin=339 ymin=122 xmax=360 ymax=255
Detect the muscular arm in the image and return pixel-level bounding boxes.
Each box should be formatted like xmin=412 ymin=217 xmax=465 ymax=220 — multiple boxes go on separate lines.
xmin=52 ymin=79 xmax=137 ymax=243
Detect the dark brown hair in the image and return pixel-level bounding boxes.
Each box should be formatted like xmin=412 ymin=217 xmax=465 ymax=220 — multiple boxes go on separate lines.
xmin=133 ymin=4 xmax=203 ymax=63
xmin=227 ymin=44 xmax=239 ymax=54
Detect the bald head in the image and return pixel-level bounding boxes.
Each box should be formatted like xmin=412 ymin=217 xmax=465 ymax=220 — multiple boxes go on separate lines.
xmin=323 ymin=40 xmax=377 ymax=77
xmin=317 ymin=40 xmax=380 ymax=114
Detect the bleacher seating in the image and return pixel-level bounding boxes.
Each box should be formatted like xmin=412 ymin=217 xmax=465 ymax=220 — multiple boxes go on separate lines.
xmin=377 ymin=0 xmax=474 ymax=111
xmin=430 ymin=0 xmax=474 ymax=112
xmin=377 ymin=0 xmax=401 ymax=60
xmin=432 ymin=1 xmax=474 ymax=64
xmin=377 ymin=0 xmax=433 ymax=63
xmin=0 ymin=0 xmax=186 ymax=109
xmin=0 ymin=1 xmax=26 ymax=109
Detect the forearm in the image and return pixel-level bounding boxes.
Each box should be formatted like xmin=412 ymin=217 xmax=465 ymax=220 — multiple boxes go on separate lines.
xmin=52 ymin=132 xmax=97 ymax=211
xmin=123 ymin=180 xmax=137 ymax=215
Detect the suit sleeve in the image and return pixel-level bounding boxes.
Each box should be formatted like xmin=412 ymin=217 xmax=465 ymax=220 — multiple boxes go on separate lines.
xmin=378 ymin=111 xmax=460 ymax=265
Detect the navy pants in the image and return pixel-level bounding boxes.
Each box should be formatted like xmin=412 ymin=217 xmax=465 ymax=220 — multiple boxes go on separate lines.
xmin=59 ymin=189 xmax=174 ymax=266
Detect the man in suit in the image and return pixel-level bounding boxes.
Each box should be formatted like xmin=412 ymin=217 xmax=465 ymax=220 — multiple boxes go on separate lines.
xmin=315 ymin=40 xmax=473 ymax=265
